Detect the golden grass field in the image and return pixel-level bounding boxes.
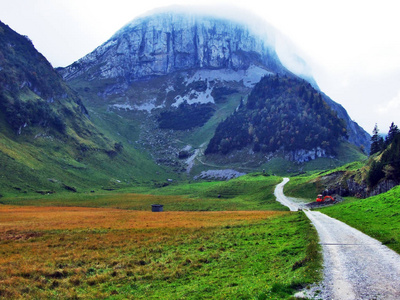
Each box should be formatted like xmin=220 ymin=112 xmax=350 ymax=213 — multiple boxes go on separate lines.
xmin=0 ymin=205 xmax=284 ymax=231
xmin=2 ymin=205 xmax=314 ymax=299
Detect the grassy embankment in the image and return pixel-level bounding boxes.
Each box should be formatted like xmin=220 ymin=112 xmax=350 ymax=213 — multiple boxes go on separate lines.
xmin=0 ymin=174 xmax=322 ymax=299
xmin=319 ymin=185 xmax=400 ymax=254
xmin=283 ymin=160 xmax=367 ymax=201
xmin=283 ymin=165 xmax=400 ymax=255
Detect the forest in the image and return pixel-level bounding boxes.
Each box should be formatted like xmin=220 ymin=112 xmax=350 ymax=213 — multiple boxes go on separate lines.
xmin=158 ymin=101 xmax=214 ymax=130
xmin=205 ymin=75 xmax=348 ymax=156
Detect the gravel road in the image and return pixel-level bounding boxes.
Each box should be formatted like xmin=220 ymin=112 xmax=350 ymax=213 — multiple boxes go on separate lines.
xmin=275 ymin=178 xmax=400 ymax=299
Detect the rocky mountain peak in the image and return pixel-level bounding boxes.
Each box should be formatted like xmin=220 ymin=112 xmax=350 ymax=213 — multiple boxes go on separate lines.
xmin=60 ymin=11 xmax=287 ymax=83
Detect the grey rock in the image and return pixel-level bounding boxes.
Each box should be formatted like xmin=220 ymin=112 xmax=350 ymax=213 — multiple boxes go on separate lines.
xmin=194 ymin=169 xmax=246 ymax=181
xmin=286 ymin=147 xmax=330 ymax=163
xmin=60 ymin=12 xmax=285 ymax=83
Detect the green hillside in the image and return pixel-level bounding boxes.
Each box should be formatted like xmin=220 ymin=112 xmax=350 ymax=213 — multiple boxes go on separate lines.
xmin=284 ymin=126 xmax=400 ymax=200
xmin=0 ymin=21 xmax=173 ymax=196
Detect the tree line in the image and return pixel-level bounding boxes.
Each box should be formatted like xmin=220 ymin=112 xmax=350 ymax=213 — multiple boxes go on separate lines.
xmin=368 ymin=122 xmax=400 ymax=187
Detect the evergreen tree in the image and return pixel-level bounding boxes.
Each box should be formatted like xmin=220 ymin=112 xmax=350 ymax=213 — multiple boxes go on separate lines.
xmin=367 ymin=160 xmax=385 ymax=187
xmin=385 ymin=122 xmax=400 ymax=147
xmin=370 ymin=124 xmax=384 ymax=155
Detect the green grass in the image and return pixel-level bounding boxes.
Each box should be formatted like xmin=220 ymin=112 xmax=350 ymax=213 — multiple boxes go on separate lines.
xmin=182 ymin=94 xmax=244 ymax=148
xmin=0 ymin=208 xmax=321 ymax=299
xmin=0 ymin=105 xmax=177 ymax=197
xmin=282 ymin=173 xmax=322 ymax=201
xmin=126 ymin=213 xmax=321 ymax=300
xmin=319 ymin=185 xmax=400 ymax=254
xmin=1 ymin=174 xmax=286 ymax=211
xmin=0 ymin=140 xmax=172 ymax=197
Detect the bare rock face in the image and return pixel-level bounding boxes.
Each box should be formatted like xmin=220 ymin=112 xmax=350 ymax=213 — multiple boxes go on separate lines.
xmin=286 ymin=147 xmax=330 ymax=163
xmin=60 ymin=12 xmax=286 ymax=82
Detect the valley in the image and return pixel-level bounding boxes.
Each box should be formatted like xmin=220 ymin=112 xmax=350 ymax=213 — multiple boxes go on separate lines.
xmin=1 ymin=7 xmax=400 ymax=300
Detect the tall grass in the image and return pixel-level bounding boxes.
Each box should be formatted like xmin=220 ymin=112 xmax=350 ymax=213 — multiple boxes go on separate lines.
xmin=0 ymin=206 xmax=321 ymax=299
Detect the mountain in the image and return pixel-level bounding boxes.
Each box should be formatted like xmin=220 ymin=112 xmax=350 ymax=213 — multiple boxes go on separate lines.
xmin=59 ymin=10 xmax=369 ymax=176
xmin=0 ymin=21 xmax=173 ymax=196
xmin=60 ymin=12 xmax=287 ymax=84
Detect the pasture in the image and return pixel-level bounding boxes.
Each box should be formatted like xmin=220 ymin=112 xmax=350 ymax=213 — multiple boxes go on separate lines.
xmin=0 ymin=205 xmax=320 ymax=299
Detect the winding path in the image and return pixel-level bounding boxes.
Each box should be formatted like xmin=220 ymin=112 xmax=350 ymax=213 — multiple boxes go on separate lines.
xmin=275 ymin=178 xmax=400 ymax=299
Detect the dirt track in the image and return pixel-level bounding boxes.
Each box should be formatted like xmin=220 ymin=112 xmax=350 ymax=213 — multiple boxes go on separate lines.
xmin=275 ymin=178 xmax=400 ymax=299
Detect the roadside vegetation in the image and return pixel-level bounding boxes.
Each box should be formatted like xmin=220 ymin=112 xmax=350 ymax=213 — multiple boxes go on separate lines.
xmin=319 ymin=185 xmax=400 ymax=254
xmin=283 ymin=160 xmax=366 ymax=201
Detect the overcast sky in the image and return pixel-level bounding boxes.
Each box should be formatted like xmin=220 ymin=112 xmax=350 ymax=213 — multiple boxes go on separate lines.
xmin=1 ymin=0 xmax=399 ymax=134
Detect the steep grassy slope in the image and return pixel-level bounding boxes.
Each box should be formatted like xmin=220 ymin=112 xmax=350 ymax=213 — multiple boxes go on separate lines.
xmin=0 ymin=21 xmax=173 ymax=196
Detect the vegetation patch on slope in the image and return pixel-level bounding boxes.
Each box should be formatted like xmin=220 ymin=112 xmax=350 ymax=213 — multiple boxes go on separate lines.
xmin=158 ymin=102 xmax=214 ymax=130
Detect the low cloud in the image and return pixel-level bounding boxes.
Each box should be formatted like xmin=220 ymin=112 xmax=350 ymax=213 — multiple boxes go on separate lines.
xmin=378 ymin=90 xmax=400 ymax=115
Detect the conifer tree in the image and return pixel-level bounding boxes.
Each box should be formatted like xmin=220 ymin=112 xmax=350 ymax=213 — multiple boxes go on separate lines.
xmin=370 ymin=124 xmax=384 ymax=155
xmin=385 ymin=122 xmax=399 ymax=147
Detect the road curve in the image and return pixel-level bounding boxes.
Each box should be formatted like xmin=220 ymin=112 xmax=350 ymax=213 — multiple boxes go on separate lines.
xmin=275 ymin=178 xmax=400 ymax=300
xmin=273 ymin=177 xmax=301 ymax=211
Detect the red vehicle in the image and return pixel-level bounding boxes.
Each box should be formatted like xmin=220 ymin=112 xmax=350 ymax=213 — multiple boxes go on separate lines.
xmin=316 ymin=194 xmax=335 ymax=202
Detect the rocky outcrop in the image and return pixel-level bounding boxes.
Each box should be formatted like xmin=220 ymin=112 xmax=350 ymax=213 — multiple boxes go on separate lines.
xmin=319 ymin=171 xmax=399 ymax=198
xmin=286 ymin=147 xmax=330 ymax=163
xmin=60 ymin=12 xmax=286 ymax=83
xmin=193 ymin=169 xmax=246 ymax=181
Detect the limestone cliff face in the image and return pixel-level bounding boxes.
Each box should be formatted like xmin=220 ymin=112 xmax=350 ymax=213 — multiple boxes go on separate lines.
xmin=60 ymin=12 xmax=286 ymax=82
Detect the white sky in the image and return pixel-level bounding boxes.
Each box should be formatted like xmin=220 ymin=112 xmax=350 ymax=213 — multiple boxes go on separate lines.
xmin=1 ymin=0 xmax=399 ymax=134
